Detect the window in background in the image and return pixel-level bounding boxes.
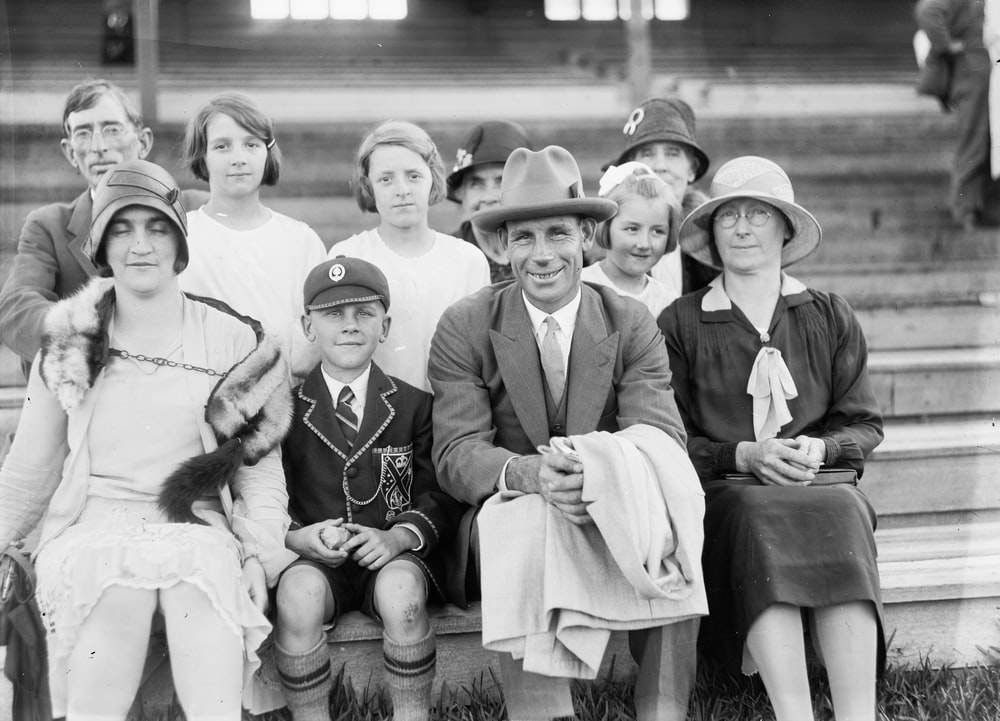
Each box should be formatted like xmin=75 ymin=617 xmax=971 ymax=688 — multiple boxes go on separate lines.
xmin=251 ymin=0 xmax=289 ymax=19
xmin=546 ymin=0 xmax=688 ymax=21
xmin=290 ymin=0 xmax=327 ymax=19
xmin=252 ymin=0 xmax=408 ymax=19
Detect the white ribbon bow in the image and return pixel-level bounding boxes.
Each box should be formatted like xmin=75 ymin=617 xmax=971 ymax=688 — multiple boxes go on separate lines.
xmin=746 ymin=346 xmax=798 ymax=441
xmin=598 ymin=161 xmax=657 ymax=197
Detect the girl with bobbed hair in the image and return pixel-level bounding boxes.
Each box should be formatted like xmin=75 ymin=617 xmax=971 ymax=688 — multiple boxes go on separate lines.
xmin=0 ymin=160 xmax=295 ymax=720
xmin=331 ymin=120 xmax=490 ymax=392
xmin=582 ymin=161 xmax=683 ymax=317
xmin=179 ymin=91 xmax=326 ymax=378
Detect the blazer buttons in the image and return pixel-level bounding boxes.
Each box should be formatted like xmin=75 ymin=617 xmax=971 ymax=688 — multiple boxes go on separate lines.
xmin=346 ymin=467 xmax=359 ymax=479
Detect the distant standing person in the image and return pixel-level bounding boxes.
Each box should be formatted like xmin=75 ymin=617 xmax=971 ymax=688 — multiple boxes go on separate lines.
xmin=916 ymin=0 xmax=1000 ymax=229
xmin=446 ymin=120 xmax=533 ymax=283
xmin=330 ymin=120 xmax=490 ymax=392
xmin=600 ymin=97 xmax=716 ymax=294
xmin=178 ymin=92 xmax=327 ymax=378
xmin=0 ymin=79 xmax=205 ymax=373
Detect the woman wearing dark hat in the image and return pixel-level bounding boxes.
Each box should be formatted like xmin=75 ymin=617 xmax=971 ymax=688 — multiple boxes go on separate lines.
xmin=602 ymin=96 xmax=717 ymax=294
xmin=446 ymin=120 xmax=532 ymax=283
xmin=0 ymin=159 xmax=295 ymax=719
xmin=658 ymin=156 xmax=884 ymax=721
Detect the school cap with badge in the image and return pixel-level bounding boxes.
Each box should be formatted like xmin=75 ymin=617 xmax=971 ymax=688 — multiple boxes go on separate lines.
xmin=446 ymin=120 xmax=532 ymax=201
xmin=303 ymin=256 xmax=391 ymax=311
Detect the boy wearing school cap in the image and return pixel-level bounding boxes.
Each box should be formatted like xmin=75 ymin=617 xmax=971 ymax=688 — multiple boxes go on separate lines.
xmin=274 ymin=257 xmax=463 ymax=721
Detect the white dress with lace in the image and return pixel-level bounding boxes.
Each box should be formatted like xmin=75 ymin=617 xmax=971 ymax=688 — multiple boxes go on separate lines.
xmin=33 ymin=344 xmax=270 ymax=715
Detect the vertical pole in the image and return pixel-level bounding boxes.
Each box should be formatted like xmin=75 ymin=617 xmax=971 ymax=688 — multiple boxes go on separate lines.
xmin=134 ymin=0 xmax=159 ymax=126
xmin=626 ymin=0 xmax=652 ymax=106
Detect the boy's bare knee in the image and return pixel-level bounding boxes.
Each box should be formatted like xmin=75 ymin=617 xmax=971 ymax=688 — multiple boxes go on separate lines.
xmin=276 ymin=565 xmax=330 ymax=632
xmin=374 ymin=564 xmax=428 ymax=633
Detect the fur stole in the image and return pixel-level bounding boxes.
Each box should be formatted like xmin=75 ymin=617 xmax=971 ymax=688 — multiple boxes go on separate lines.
xmin=39 ymin=277 xmax=293 ymax=523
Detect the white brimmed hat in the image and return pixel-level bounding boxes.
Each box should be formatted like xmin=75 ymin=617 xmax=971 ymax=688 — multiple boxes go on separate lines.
xmin=679 ymin=156 xmax=821 ymax=269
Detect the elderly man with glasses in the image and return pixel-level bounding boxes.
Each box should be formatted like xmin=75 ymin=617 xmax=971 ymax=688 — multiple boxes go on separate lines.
xmin=0 ymin=79 xmax=205 ymax=373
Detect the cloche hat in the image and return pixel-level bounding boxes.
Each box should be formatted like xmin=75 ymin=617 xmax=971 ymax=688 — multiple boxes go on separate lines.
xmin=605 ymin=97 xmax=710 ymax=181
xmin=85 ymin=159 xmax=189 ymax=271
xmin=446 ymin=120 xmax=532 ymax=201
xmin=678 ymin=156 xmax=822 ymax=269
xmin=472 ymin=145 xmax=618 ymax=233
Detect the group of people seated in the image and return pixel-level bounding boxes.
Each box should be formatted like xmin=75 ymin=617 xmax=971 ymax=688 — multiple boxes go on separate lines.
xmin=0 ymin=78 xmax=885 ymax=721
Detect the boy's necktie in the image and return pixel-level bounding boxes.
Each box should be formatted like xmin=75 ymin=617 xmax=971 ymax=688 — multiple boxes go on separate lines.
xmin=540 ymin=316 xmax=565 ymax=402
xmin=335 ymin=386 xmax=359 ymax=448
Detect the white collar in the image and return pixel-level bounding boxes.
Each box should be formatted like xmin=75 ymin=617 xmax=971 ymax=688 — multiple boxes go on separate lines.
xmin=321 ymin=363 xmax=372 ymax=410
xmin=701 ymin=273 xmax=807 ymax=312
xmin=521 ymin=288 xmax=582 ymax=339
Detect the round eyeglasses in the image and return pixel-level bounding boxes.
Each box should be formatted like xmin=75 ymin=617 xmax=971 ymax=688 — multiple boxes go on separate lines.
xmin=714 ymin=206 xmax=773 ymax=229
xmin=69 ymin=123 xmax=132 ymax=149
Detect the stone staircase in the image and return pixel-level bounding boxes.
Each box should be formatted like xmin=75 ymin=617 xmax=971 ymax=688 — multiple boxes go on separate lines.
xmin=2 ymin=109 xmax=999 ymax=707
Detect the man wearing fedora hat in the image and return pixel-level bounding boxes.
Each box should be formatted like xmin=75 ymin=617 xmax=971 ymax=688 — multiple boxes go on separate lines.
xmin=428 ymin=146 xmax=703 ymax=721
xmin=446 ymin=120 xmax=533 ymax=283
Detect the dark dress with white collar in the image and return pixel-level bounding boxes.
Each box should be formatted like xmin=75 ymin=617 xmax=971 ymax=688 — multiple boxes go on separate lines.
xmin=658 ymin=277 xmax=886 ymax=676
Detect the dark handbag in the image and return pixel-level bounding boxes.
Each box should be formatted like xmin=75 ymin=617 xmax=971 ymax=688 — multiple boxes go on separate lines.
xmin=916 ymin=52 xmax=954 ymax=111
xmin=704 ymin=468 xmax=859 ymax=491
xmin=1 ymin=543 xmax=53 ymax=721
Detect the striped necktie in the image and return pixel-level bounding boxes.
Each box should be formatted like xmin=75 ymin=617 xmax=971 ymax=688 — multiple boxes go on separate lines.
xmin=540 ymin=316 xmax=565 ymax=402
xmin=335 ymin=386 xmax=359 ymax=448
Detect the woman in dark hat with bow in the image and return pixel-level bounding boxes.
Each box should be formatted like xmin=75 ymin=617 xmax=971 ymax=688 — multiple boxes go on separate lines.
xmin=602 ymin=96 xmax=717 ymax=294
xmin=658 ymin=156 xmax=885 ymax=721
xmin=0 ymin=159 xmax=295 ymax=720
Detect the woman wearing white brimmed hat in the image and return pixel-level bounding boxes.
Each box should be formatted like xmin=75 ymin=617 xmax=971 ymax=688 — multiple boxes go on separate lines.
xmin=658 ymin=156 xmax=885 ymax=721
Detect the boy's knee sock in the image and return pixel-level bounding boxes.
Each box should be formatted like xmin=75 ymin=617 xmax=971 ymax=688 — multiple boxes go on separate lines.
xmin=383 ymin=628 xmax=436 ymax=721
xmin=275 ymin=637 xmax=333 ymax=721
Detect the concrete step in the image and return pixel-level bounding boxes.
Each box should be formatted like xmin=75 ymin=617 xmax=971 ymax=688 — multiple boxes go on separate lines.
xmin=796 ymin=262 xmax=1000 ymax=302
xmin=877 ymin=521 xmax=1000 ymax=667
xmin=869 ymin=347 xmax=1000 ymax=417
xmin=857 ymin=299 xmax=1000 ymax=351
xmin=861 ymin=418 xmax=1000 ymax=527
xmin=321 ymin=605 xmax=636 ymax=700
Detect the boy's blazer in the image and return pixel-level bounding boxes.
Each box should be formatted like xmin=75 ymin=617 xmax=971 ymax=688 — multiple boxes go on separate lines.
xmin=283 ymin=362 xmax=463 ymax=598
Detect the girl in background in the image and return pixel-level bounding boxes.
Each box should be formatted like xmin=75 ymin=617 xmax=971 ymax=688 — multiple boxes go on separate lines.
xmin=330 ymin=120 xmax=490 ymax=392
xmin=180 ymin=92 xmax=326 ymax=378
xmin=582 ymin=162 xmax=683 ymax=317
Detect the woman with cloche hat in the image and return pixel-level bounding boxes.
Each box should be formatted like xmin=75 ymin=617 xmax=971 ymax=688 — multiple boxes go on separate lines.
xmin=598 ymin=96 xmax=717 ymax=294
xmin=0 ymin=159 xmax=296 ymax=719
xmin=658 ymin=156 xmax=885 ymax=721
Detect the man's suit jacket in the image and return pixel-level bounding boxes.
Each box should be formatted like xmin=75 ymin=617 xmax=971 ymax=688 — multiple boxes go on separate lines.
xmin=427 ymin=280 xmax=687 ymax=508
xmin=282 ymin=361 xmax=464 ymax=600
xmin=0 ymin=188 xmax=208 ymax=366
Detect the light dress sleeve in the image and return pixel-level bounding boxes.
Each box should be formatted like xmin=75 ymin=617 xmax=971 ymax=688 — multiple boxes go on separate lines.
xmin=0 ymin=357 xmax=69 ymax=546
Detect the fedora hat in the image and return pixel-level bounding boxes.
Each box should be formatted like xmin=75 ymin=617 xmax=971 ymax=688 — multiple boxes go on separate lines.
xmin=446 ymin=120 xmax=532 ymax=201
xmin=679 ymin=156 xmax=822 ymax=269
xmin=605 ymin=97 xmax=710 ymax=181
xmin=472 ymin=145 xmax=618 ymax=233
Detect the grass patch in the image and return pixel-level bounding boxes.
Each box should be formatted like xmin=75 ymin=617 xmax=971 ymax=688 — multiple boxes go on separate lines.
xmin=228 ymin=652 xmax=1000 ymax=721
